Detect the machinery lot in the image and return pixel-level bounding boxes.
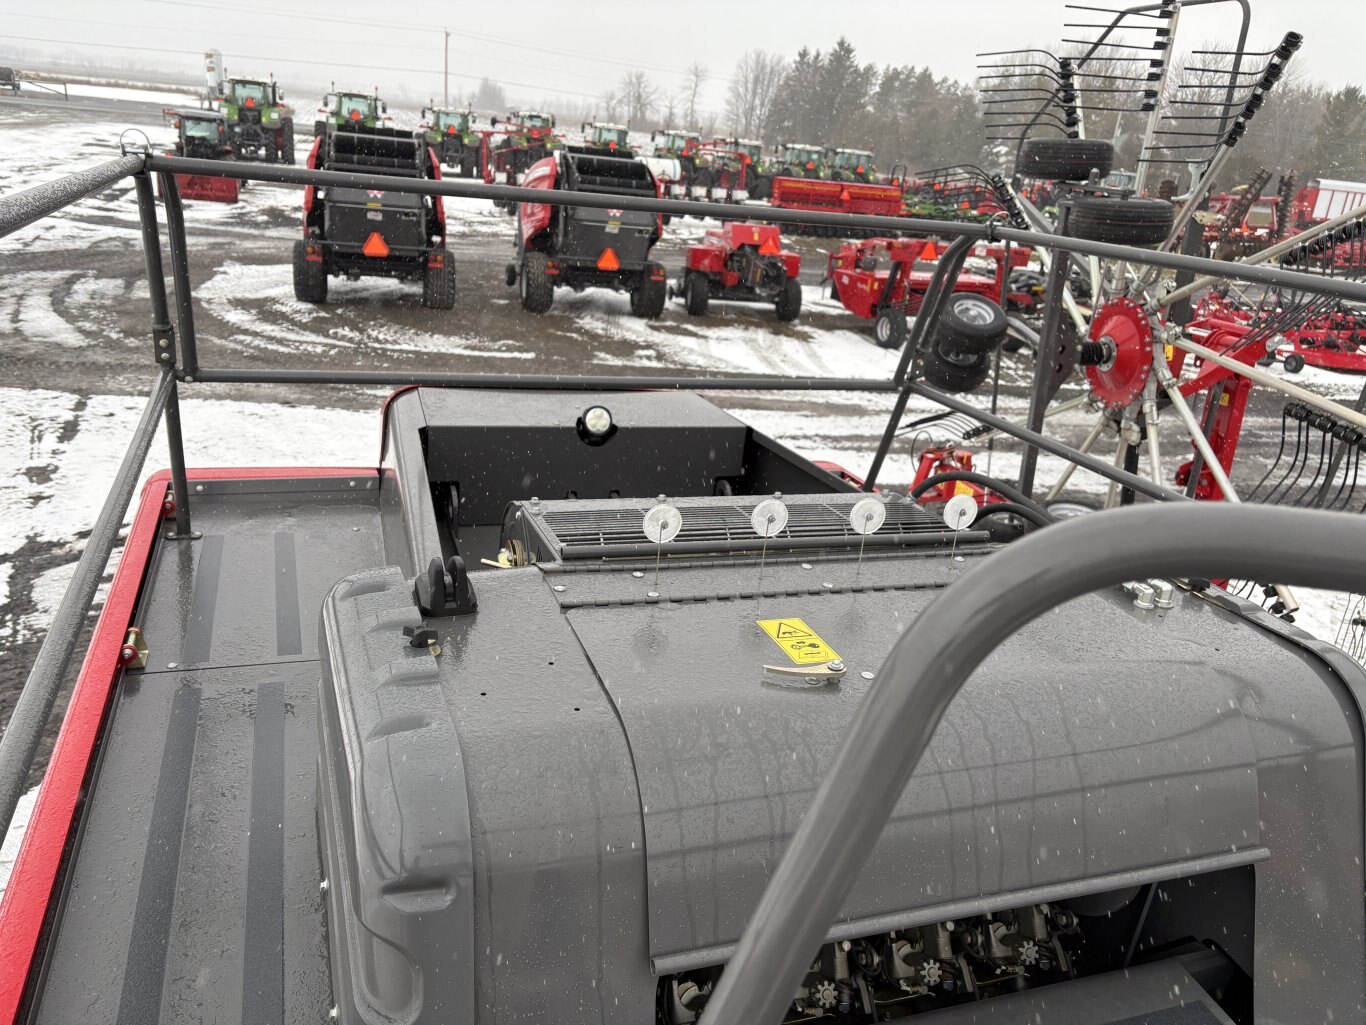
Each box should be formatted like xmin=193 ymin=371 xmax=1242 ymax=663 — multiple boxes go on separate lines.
xmin=1 ymin=89 xmax=1360 ymax=746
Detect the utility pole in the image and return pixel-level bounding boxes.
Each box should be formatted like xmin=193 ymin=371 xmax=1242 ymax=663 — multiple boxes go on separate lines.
xmin=443 ymin=29 xmax=450 ymax=107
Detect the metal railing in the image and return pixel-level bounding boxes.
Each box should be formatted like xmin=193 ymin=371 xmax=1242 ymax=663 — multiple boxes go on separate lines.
xmin=1 ymin=150 xmax=1365 ymax=863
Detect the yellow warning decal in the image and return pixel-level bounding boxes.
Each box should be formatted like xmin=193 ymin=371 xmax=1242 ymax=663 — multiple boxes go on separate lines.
xmin=756 ymin=617 xmax=841 ymax=665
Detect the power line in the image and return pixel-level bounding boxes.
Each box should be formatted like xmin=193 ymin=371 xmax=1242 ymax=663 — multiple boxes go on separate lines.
xmin=140 ymin=0 xmax=691 ymax=75
xmin=0 ymin=34 xmax=607 ymax=101
xmin=5 ymin=11 xmax=627 ymax=90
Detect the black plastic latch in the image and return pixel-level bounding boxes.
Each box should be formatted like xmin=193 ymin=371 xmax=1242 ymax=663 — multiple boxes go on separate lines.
xmin=414 ymin=556 xmax=478 ymax=617
xmin=403 ymin=625 xmax=439 ymax=648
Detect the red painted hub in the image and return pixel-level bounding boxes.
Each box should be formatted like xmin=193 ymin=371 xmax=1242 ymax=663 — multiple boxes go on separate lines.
xmin=1086 ymin=297 xmax=1155 ymax=410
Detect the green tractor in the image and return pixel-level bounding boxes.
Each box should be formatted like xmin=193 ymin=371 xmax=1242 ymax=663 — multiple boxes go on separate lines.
xmin=421 ymin=105 xmax=480 ymax=177
xmin=774 ymin=143 xmax=829 ymax=180
xmin=219 ymin=77 xmax=293 ymax=163
xmin=576 ymin=121 xmax=634 ymax=158
xmin=650 ymin=128 xmax=700 ymax=160
xmin=314 ymin=90 xmax=391 ymax=137
xmin=827 ymin=147 xmax=878 ymax=183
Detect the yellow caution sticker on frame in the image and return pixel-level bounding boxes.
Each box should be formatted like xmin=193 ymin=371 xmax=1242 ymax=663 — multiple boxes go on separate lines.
xmin=757 ymin=618 xmax=841 ymax=665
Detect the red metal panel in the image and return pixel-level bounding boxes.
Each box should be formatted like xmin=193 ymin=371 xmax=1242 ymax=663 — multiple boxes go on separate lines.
xmin=302 ymin=134 xmax=323 ymax=223
xmin=0 ymin=466 xmax=375 ymax=1025
xmin=517 ymin=155 xmax=558 ymax=248
xmin=428 ymin=146 xmax=445 ymax=240
xmin=176 ymin=174 xmax=240 ymax=204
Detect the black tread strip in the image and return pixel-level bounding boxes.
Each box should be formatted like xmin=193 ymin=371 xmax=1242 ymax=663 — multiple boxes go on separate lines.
xmin=242 ymin=682 xmax=285 ymax=1025
xmin=115 ymin=681 xmax=201 ymax=1025
xmin=273 ymin=533 xmax=302 ymax=657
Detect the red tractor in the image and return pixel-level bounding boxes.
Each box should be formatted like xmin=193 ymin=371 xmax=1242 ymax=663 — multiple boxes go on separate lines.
xmin=826 ymin=237 xmax=1034 ymax=347
xmin=507 ymin=150 xmax=666 ymax=317
xmin=673 ymin=223 xmax=802 ymax=321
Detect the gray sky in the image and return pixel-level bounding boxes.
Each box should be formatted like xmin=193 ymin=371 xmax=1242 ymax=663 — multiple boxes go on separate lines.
xmin=0 ymin=0 xmax=1357 ymax=115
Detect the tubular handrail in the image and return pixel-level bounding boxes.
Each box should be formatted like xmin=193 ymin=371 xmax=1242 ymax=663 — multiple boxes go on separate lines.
xmin=0 ymin=154 xmax=144 ymax=239
xmin=701 ymin=503 xmax=1366 ymax=1025
xmin=130 ymin=154 xmax=1366 ymax=307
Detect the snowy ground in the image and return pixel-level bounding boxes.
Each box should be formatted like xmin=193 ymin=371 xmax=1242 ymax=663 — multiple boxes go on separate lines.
xmin=1 ymin=87 xmax=1364 ymax=810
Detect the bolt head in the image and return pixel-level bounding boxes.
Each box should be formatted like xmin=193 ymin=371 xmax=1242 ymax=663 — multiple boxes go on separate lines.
xmin=826 ymin=660 xmax=845 ymax=672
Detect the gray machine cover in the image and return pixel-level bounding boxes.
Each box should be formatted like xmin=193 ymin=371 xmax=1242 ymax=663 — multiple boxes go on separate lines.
xmin=316 ymin=536 xmax=1366 ymax=1024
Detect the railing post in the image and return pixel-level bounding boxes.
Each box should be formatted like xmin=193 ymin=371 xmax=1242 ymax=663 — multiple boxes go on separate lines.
xmin=136 ymin=172 xmax=196 ymax=540
xmin=162 ymin=380 xmax=197 ymax=540
xmin=157 ymin=171 xmax=201 ymax=380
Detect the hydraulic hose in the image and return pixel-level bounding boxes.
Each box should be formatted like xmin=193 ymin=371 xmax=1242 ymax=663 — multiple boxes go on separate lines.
xmin=909 ymin=470 xmax=1056 ymax=522
xmin=701 ymin=504 xmax=1366 ymax=1025
xmin=970 ymin=501 xmax=1052 ymax=531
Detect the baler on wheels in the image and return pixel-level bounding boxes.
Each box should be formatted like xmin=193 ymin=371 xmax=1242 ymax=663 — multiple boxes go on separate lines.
xmin=294 ymin=123 xmax=454 ymax=308
xmin=219 ymin=77 xmax=294 ymax=163
xmin=674 ymin=224 xmax=802 ymax=322
xmin=421 ymin=106 xmax=480 ymax=177
xmin=313 ymin=90 xmax=389 ymax=137
xmin=506 ymin=151 xmax=665 ymax=317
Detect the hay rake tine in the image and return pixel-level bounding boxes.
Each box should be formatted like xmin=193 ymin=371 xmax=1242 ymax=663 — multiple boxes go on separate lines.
xmin=1247 ymin=407 xmax=1291 ymax=502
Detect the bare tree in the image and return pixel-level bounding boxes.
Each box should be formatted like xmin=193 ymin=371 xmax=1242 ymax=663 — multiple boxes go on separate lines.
xmin=620 ymin=70 xmax=658 ymax=127
xmin=725 ymin=50 xmax=787 ymax=140
xmin=684 ymin=62 xmax=709 ymax=128
xmin=600 ymin=88 xmax=623 ymax=123
xmin=472 ymin=77 xmax=506 ymax=113
xmin=660 ymin=92 xmax=680 ymax=130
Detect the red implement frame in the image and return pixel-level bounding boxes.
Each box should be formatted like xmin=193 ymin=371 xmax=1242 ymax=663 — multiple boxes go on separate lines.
xmin=684 ymin=223 xmax=800 ymax=283
xmin=826 ymin=238 xmax=1034 ymax=319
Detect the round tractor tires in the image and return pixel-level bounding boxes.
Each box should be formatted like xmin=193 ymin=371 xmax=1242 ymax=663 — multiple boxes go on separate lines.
xmin=873 ymin=307 xmax=908 ymax=349
xmin=1016 ymin=137 xmax=1114 ymax=182
xmin=292 ymin=240 xmax=327 ymax=304
xmin=936 ymin=293 xmax=1008 ymax=356
xmin=519 ymin=251 xmax=555 ymax=314
xmin=775 ymin=277 xmax=802 ymax=323
xmin=1068 ymin=195 xmax=1175 ymax=246
xmin=921 ymin=348 xmax=992 ymax=394
xmin=422 ymin=256 xmax=456 ymax=310
xmin=683 ymin=272 xmax=709 ymax=316
xmin=631 ymin=265 xmax=668 ymax=319
xmin=280 ymin=119 xmax=295 ymax=165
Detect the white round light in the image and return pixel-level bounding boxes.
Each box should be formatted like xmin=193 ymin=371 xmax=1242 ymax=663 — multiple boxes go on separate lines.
xmin=582 ymin=405 xmax=613 ymax=436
